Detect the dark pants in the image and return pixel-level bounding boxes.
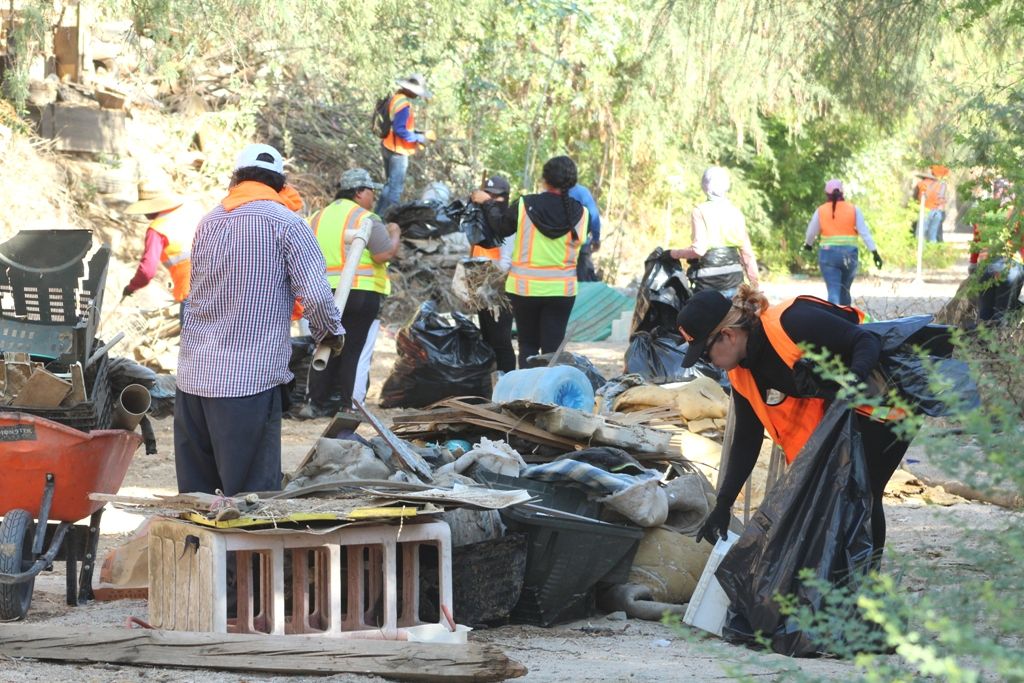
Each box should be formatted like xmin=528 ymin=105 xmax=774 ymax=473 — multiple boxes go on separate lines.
xmin=857 ymin=413 xmax=916 ymax=556
xmin=174 ymin=386 xmax=284 ymax=495
xmin=508 ymin=294 xmax=575 ymax=368
xmin=307 ymin=289 xmax=381 ymax=409
xmin=478 ymin=307 xmax=517 ymax=373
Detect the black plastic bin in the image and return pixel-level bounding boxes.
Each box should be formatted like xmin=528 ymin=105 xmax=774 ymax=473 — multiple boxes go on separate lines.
xmin=419 ymin=533 xmax=529 ymax=626
xmin=501 ymin=505 xmax=643 ymax=626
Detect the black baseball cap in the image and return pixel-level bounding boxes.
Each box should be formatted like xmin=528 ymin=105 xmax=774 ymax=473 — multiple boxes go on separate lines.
xmin=677 ymin=290 xmax=733 ymax=368
xmin=482 ymin=175 xmax=511 ymax=196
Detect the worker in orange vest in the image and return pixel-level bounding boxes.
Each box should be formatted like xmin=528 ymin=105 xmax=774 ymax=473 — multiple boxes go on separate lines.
xmin=914 ymin=164 xmax=950 ymax=242
xmin=374 ymin=74 xmax=435 ymax=217
xmin=678 ymin=287 xmax=917 ymax=564
xmin=468 ymin=174 xmax=516 ymax=373
xmin=803 ymin=179 xmax=883 ymax=306
xmin=123 ymin=190 xmax=205 ymax=319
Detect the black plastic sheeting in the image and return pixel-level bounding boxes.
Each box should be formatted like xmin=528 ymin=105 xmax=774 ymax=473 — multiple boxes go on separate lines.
xmin=624 ymin=330 xmax=722 ymax=385
xmin=716 ymin=402 xmax=874 ymax=657
xmin=379 ymin=301 xmax=495 ymax=408
xmin=862 ymin=316 xmax=980 ymax=415
xmin=630 ymin=248 xmax=692 ymax=335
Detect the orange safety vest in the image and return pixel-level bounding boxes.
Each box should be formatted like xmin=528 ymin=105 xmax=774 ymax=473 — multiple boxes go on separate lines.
xmin=728 ymin=296 xmax=900 ymax=464
xmin=817 ymin=200 xmax=858 ymax=247
xmin=471 ymin=244 xmax=501 ymax=260
xmin=150 ymin=203 xmax=202 ymax=302
xmin=916 ymin=178 xmax=947 ymax=210
xmin=505 ymin=200 xmax=588 ymax=297
xmin=381 ymin=93 xmax=419 ymax=156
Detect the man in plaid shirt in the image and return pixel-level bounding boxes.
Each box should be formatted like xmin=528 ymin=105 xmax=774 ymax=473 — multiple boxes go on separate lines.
xmin=174 ymin=144 xmax=344 ymax=495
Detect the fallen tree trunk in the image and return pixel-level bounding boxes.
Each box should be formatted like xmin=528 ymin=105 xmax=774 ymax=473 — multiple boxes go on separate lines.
xmin=0 ymin=625 xmax=527 ymax=682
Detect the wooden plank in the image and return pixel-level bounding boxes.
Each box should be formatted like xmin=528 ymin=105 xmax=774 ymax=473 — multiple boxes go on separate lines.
xmin=0 ymin=626 xmax=527 ymax=681
xmin=41 ymin=104 xmax=126 ymax=154
xmin=53 ymin=26 xmax=80 ymax=82
xmin=11 ymin=368 xmax=72 ymax=408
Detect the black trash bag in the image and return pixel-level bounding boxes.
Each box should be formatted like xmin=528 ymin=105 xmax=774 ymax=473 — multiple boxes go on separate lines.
xmin=287 ymin=335 xmax=316 ymax=407
xmin=526 ymin=351 xmax=607 ymax=391
xmin=861 ymin=316 xmax=979 ymax=416
xmin=379 ymin=301 xmax=495 ymax=408
xmin=402 ymin=221 xmax=441 ymax=240
xmin=686 ymin=246 xmax=744 ymax=293
xmin=716 ymin=402 xmax=875 ymax=657
xmin=455 ymin=200 xmax=502 ymax=249
xmin=624 ymin=330 xmax=722 ymax=385
xmin=382 ymin=200 xmax=438 ymax=227
xmin=630 ymin=248 xmax=692 ymax=335
xmin=147 ymin=374 xmax=177 ymax=419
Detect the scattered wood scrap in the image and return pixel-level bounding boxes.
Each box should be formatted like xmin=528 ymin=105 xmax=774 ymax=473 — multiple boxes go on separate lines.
xmin=391 ymin=398 xmax=684 ymax=463
xmin=0 ymin=625 xmax=527 ymax=682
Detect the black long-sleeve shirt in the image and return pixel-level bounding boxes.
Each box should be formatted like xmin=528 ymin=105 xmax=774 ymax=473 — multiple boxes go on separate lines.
xmin=717 ymin=298 xmax=881 ymax=507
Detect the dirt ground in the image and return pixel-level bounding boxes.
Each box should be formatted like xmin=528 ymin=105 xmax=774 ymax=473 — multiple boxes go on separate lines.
xmin=3 ymin=270 xmax=1018 ymax=682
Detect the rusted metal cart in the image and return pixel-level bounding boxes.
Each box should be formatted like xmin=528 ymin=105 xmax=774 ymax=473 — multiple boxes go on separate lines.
xmin=0 ymin=413 xmax=142 ymax=620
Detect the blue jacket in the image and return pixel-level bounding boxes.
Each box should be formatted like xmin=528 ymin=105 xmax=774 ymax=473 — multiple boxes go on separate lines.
xmin=568 ymin=184 xmax=601 ymax=245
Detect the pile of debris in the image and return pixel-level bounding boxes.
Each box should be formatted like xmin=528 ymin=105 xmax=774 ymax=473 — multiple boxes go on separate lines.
xmin=380 ymin=196 xmax=473 ymax=324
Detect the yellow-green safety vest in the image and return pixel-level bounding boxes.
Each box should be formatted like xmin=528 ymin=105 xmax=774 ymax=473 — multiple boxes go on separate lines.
xmin=311 ymin=199 xmax=391 ymax=295
xmin=505 ymin=199 xmax=588 ymax=297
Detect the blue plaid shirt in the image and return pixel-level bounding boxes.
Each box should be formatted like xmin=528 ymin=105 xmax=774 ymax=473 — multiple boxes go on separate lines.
xmin=177 ymin=199 xmax=343 ymax=398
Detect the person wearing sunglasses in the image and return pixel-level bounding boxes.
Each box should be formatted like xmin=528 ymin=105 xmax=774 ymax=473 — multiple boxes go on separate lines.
xmin=677 ymin=286 xmax=916 ymax=564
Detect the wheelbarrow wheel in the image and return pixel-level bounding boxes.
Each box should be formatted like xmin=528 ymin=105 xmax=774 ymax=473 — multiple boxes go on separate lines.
xmin=0 ymin=509 xmax=36 ymax=621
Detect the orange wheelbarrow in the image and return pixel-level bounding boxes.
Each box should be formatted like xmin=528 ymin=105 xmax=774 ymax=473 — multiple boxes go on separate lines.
xmin=0 ymin=413 xmax=142 ymax=620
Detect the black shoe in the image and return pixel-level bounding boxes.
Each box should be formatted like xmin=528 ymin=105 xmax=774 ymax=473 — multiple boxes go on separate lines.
xmin=294 ymin=402 xmax=335 ymax=420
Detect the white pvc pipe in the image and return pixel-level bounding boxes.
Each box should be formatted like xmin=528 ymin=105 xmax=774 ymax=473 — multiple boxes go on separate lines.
xmin=915 ymin=193 xmax=926 ymax=285
xmin=111 ymin=383 xmax=151 ymax=431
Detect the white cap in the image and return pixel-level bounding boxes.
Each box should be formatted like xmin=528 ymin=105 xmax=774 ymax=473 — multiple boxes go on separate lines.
xmin=235 ymin=143 xmax=285 ymax=174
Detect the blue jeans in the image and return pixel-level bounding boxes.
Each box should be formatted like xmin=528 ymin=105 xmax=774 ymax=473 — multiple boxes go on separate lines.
xmin=374 ymin=147 xmax=409 ymax=216
xmin=819 ymin=245 xmax=859 ymax=306
xmin=924 ymin=209 xmax=945 ymax=243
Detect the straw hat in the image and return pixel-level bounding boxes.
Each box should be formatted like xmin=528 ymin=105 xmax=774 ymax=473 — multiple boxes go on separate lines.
xmin=124 ymin=183 xmax=183 ymax=215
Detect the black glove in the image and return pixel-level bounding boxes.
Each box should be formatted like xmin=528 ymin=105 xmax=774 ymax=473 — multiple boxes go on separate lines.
xmin=802 ymin=243 xmax=814 ymax=253
xmin=122 ymin=285 xmax=134 ymax=297
xmin=322 ymin=333 xmax=345 ymax=358
xmin=695 ymin=500 xmax=732 ymax=545
xmin=872 ymin=251 xmax=884 ymax=269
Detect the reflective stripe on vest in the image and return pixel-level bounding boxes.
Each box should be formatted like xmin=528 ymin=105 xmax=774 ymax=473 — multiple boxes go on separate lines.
xmin=728 ymin=296 xmax=880 ymax=464
xmin=150 ymin=203 xmax=202 ymax=302
xmin=817 ymin=201 xmax=859 ymax=247
xmin=695 ymin=263 xmax=743 ymax=277
xmin=505 ymin=200 xmax=588 ymax=297
xmin=382 ymin=93 xmax=418 ymax=156
xmin=471 ymin=244 xmax=501 ymax=260
xmin=311 ymin=199 xmax=390 ymax=295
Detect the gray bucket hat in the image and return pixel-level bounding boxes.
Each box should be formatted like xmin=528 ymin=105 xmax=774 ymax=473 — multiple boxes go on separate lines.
xmin=395 ymin=73 xmax=431 ymax=99
xmin=338 ymin=168 xmax=383 ymax=192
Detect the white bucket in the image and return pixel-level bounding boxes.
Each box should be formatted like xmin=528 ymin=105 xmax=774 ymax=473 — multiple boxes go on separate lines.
xmin=683 ymin=531 xmax=739 ymax=637
xmin=404 ymin=623 xmax=472 ymax=644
